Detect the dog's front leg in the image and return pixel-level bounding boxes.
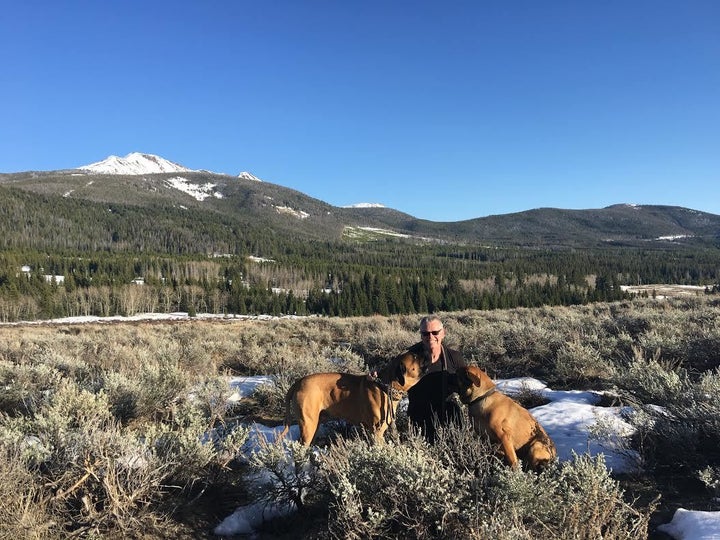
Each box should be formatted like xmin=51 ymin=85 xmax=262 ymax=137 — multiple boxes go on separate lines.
xmin=297 ymin=415 xmax=319 ymax=447
xmin=498 ymin=430 xmax=520 ymax=469
xmin=373 ymin=423 xmax=388 ymax=444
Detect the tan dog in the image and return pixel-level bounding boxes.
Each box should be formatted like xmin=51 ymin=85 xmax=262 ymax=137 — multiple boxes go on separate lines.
xmin=455 ymin=365 xmax=556 ymax=470
xmin=280 ymin=351 xmax=425 ymax=446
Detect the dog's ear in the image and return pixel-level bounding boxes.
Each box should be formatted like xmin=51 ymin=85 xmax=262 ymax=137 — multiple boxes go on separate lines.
xmin=468 ymin=366 xmax=495 ymax=392
xmin=467 ymin=367 xmax=484 ymax=387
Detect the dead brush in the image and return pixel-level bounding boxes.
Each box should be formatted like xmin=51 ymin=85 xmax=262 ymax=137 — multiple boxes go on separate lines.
xmin=0 ymin=298 xmax=717 ymax=537
xmin=511 ymin=384 xmax=552 ymax=410
xmin=0 ymin=444 xmax=56 ymax=540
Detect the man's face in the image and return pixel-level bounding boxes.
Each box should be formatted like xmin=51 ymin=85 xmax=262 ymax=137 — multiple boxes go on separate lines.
xmin=420 ymin=320 xmax=445 ymax=355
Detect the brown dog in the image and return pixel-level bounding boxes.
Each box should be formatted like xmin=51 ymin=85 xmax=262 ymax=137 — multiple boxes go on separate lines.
xmin=279 ymin=351 xmax=425 ymax=446
xmin=454 ymin=365 xmax=556 ymax=470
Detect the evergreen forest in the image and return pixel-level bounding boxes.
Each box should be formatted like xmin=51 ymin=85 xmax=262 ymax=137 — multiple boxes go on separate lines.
xmin=1 ymin=185 xmax=719 ymax=322
xmin=3 ymin=243 xmax=720 ymax=322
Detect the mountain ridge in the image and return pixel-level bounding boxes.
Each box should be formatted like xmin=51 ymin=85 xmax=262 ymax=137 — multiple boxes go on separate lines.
xmin=80 ymin=152 xmax=195 ymax=175
xmin=1 ymin=153 xmax=719 ymax=250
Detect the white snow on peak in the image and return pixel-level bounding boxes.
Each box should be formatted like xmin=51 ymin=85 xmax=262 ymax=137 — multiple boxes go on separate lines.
xmin=79 ymin=153 xmax=196 ymax=175
xmin=238 ymin=171 xmax=262 ymax=182
xmin=342 ymin=202 xmax=386 ymax=209
xmin=78 ymin=153 xmax=261 ymax=180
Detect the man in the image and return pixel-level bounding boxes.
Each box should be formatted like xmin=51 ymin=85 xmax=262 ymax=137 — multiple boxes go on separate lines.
xmin=406 ymin=315 xmax=466 ymax=442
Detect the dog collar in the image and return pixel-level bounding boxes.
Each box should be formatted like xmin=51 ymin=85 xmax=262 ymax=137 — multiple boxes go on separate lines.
xmin=467 ymin=388 xmax=496 ymax=407
xmin=371 ymin=376 xmax=406 ymax=401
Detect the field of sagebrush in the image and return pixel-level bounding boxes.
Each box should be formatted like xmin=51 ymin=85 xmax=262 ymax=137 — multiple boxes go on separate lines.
xmin=0 ymin=297 xmax=719 ymax=539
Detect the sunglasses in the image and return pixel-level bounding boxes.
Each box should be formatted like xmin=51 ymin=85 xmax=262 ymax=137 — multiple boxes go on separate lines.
xmin=420 ymin=329 xmax=443 ymax=338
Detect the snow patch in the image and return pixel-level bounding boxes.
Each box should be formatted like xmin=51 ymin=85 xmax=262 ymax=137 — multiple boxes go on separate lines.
xmin=657 ymin=508 xmax=720 ymax=539
xmin=164 ymin=176 xmax=218 ymax=201
xmin=274 ymin=205 xmax=309 ymax=219
xmin=248 ymin=256 xmax=275 ymax=263
xmin=344 ymin=226 xmax=434 ymax=242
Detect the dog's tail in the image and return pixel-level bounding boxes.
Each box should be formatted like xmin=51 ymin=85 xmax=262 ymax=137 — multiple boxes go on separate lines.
xmin=277 ymin=380 xmax=299 ymax=443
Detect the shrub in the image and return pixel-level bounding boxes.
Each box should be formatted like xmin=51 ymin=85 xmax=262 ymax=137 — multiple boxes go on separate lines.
xmin=320 ymin=436 xmax=463 ymax=539
xmin=475 ymin=454 xmax=653 ymax=539
xmin=9 ymin=380 xmax=180 ymax=537
xmin=619 ymin=364 xmax=720 ymax=476
xmin=1 ymin=298 xmax=717 ymax=537
xmin=698 ymin=465 xmax=720 ymax=499
xmin=0 ymin=445 xmax=56 ymax=540
xmin=612 ymin=356 xmax=686 ymax=407
xmin=248 ymin=439 xmax=323 ymax=510
xmin=143 ymin=399 xmax=226 ymax=484
xmin=248 ymin=421 xmax=654 ymax=540
xmin=134 ymin=354 xmax=191 ymax=421
xmin=0 ymin=361 xmax=60 ymax=417
xmin=552 ymin=340 xmax=615 ymax=387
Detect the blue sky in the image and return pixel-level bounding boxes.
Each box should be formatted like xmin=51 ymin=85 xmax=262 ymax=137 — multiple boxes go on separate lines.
xmin=2 ymin=1 xmax=718 ymax=222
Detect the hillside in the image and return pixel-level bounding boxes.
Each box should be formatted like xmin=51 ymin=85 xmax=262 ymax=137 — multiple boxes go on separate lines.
xmin=1 ymin=154 xmax=719 ymax=323
xmin=2 ymin=155 xmax=719 ymax=250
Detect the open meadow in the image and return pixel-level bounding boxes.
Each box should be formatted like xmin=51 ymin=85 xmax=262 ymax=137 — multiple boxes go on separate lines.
xmin=1 ymin=296 xmax=719 ymax=539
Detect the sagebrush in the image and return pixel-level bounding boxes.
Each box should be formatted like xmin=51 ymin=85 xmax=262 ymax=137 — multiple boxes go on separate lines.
xmin=0 ymin=297 xmax=718 ymax=538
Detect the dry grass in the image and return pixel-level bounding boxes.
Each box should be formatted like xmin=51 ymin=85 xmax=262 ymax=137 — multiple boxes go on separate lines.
xmin=0 ymin=296 xmax=718 ymax=537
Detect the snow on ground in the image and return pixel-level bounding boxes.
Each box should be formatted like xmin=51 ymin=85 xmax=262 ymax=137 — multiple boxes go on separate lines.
xmin=215 ymin=375 xmax=719 ymax=539
xmin=343 ymin=225 xmax=435 ymax=242
xmin=274 ymin=205 xmax=310 ymax=219
xmin=497 ymin=378 xmax=639 ymax=473
xmin=3 ymin=312 xmax=715 ymax=538
xmin=164 ymin=176 xmax=219 ymax=201
xmin=621 ymin=284 xmax=708 ymax=299
xmin=0 ymin=312 xmax=303 ymax=327
xmin=656 ymin=509 xmax=720 ymax=540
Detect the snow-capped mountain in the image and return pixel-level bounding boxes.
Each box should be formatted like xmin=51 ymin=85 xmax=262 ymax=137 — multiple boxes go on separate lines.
xmin=342 ymin=203 xmax=386 ymax=209
xmin=238 ymin=171 xmax=262 ymax=182
xmin=3 ymin=154 xmax=719 ymax=248
xmin=79 ymin=153 xmax=195 ymax=175
xmin=77 ymin=153 xmax=266 ymax=184
xmin=73 ymin=153 xmax=267 ymax=203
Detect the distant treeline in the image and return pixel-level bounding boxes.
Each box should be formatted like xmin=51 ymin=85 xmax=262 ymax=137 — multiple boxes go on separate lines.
xmin=1 ymin=243 xmax=719 ymax=321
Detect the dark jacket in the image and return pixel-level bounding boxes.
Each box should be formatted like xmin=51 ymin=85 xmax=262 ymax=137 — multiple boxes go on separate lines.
xmin=406 ymin=342 xmax=465 ymax=442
